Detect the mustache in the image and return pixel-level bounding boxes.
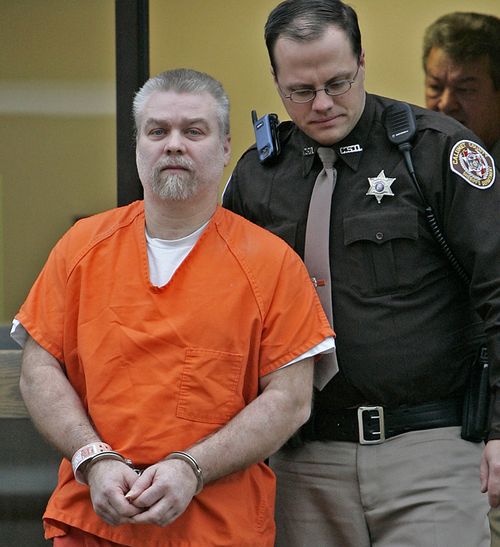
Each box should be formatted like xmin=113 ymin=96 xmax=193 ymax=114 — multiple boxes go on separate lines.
xmin=154 ymin=157 xmax=194 ymax=172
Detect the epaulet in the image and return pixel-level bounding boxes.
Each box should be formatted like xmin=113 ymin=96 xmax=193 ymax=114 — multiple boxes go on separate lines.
xmin=413 ymin=104 xmax=468 ymax=136
xmin=277 ymin=120 xmax=295 ymax=143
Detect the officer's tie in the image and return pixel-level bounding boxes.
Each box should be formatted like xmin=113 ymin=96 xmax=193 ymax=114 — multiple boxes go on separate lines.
xmin=304 ymin=147 xmax=339 ymax=390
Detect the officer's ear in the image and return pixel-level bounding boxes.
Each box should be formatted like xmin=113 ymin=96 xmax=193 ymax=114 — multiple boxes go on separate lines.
xmin=359 ymin=49 xmax=366 ymax=69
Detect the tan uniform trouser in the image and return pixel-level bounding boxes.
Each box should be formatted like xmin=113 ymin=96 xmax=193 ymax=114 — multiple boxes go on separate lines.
xmin=270 ymin=426 xmax=490 ymax=547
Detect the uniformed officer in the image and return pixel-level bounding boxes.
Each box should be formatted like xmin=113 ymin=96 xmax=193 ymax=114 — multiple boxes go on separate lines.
xmin=423 ymin=12 xmax=500 ymax=165
xmin=223 ymin=1 xmax=500 ymax=546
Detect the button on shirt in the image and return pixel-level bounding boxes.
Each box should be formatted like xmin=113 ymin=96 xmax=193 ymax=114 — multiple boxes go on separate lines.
xmin=223 ymin=93 xmax=500 ymax=435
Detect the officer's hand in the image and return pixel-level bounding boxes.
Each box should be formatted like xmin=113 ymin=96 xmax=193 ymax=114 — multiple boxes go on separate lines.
xmin=480 ymin=439 xmax=500 ymax=507
xmin=87 ymin=459 xmax=144 ymax=525
xmin=124 ymin=459 xmax=198 ymax=526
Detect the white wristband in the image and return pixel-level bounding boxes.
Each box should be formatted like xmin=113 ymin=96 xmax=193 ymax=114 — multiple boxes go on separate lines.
xmin=71 ymin=442 xmax=112 ymax=484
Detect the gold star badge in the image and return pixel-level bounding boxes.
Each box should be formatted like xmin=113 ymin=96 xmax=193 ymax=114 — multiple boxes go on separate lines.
xmin=366 ymin=170 xmax=396 ymax=204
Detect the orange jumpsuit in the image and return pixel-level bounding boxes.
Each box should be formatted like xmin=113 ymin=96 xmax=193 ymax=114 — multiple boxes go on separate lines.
xmin=16 ymin=202 xmax=333 ymax=547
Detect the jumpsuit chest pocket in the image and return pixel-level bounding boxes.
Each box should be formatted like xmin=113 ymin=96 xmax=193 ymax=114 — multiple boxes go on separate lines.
xmin=343 ymin=208 xmax=420 ymax=296
xmin=176 ymin=348 xmax=245 ymax=425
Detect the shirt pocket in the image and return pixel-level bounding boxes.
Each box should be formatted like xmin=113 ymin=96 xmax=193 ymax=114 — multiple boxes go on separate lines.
xmin=176 ymin=348 xmax=245 ymax=425
xmin=343 ymin=208 xmax=421 ymax=297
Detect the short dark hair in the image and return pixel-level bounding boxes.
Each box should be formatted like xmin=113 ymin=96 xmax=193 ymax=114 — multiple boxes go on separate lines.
xmin=423 ymin=12 xmax=500 ymax=89
xmin=265 ymin=0 xmax=362 ymax=75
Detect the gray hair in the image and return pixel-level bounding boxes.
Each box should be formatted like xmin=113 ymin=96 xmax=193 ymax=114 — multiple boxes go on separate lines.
xmin=133 ymin=68 xmax=230 ymax=139
xmin=423 ymin=12 xmax=500 ymax=90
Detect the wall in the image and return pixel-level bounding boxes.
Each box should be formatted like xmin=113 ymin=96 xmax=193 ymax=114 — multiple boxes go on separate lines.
xmin=355 ymin=0 xmax=500 ymax=102
xmin=0 ymin=0 xmax=116 ymax=322
xmin=1 ymin=0 xmax=499 ymax=323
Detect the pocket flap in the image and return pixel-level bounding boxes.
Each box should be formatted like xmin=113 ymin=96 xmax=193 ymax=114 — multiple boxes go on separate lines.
xmin=343 ymin=209 xmax=418 ymax=245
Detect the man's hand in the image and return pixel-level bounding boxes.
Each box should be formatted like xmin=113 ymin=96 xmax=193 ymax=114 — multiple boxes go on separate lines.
xmin=123 ymin=459 xmax=198 ymax=527
xmin=87 ymin=460 xmax=144 ymax=525
xmin=480 ymin=439 xmax=500 ymax=507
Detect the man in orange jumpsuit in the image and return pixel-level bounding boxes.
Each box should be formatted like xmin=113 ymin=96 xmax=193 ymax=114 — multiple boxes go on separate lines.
xmin=11 ymin=68 xmax=334 ymax=547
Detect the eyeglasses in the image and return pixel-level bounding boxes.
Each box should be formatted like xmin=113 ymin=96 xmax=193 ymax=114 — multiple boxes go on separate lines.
xmin=281 ymin=64 xmax=361 ymax=104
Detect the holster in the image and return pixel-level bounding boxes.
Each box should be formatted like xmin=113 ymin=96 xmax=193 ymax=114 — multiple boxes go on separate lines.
xmin=461 ymin=345 xmax=491 ymax=442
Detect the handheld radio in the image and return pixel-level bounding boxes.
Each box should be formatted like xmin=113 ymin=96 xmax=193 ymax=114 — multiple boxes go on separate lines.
xmin=251 ymin=110 xmax=281 ymax=164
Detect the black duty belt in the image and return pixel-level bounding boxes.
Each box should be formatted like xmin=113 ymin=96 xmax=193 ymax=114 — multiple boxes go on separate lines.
xmin=305 ymin=398 xmax=463 ymax=445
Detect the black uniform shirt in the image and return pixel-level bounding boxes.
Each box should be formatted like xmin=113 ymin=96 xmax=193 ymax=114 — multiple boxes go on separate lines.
xmin=223 ymin=93 xmax=500 ymax=437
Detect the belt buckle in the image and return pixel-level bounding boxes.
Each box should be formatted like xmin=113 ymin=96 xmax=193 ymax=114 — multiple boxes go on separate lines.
xmin=357 ymin=406 xmax=385 ymax=445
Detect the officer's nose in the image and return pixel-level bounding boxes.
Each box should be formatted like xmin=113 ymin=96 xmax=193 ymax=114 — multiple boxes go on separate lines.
xmin=436 ymin=87 xmax=459 ymax=115
xmin=311 ymin=89 xmax=334 ymax=112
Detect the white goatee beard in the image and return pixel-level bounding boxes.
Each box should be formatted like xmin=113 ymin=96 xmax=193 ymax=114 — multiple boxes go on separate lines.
xmin=151 ymin=159 xmax=201 ymax=201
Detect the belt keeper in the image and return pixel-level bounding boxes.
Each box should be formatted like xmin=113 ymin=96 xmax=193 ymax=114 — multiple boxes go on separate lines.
xmin=165 ymin=451 xmax=204 ymax=495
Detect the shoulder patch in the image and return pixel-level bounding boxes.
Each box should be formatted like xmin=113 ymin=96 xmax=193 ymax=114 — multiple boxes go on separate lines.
xmin=450 ymin=140 xmax=495 ymax=189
